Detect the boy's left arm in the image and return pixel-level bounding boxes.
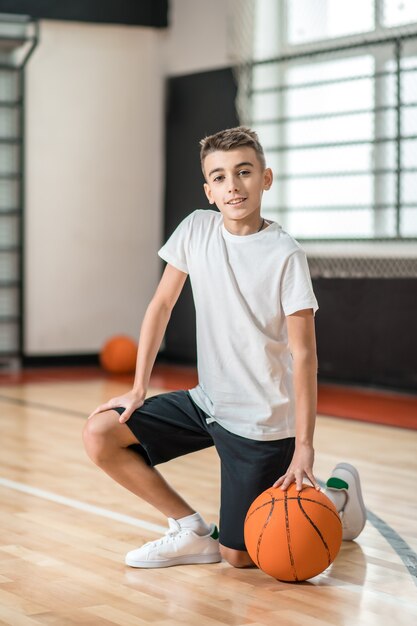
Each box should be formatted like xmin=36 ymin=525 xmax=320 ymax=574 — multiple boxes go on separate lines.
xmin=273 ymin=308 xmax=321 ymax=492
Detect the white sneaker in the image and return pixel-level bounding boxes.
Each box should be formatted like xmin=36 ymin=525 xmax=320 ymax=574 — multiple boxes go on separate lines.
xmin=326 ymin=463 xmax=367 ymax=541
xmin=125 ymin=518 xmax=221 ymax=568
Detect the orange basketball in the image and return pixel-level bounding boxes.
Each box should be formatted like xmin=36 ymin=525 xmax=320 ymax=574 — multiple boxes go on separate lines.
xmin=244 ymin=484 xmax=342 ymax=582
xmin=99 ymin=335 xmax=137 ymax=374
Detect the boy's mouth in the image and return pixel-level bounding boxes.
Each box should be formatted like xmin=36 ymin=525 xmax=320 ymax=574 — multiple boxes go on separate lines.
xmin=227 ymin=197 xmax=247 ymax=206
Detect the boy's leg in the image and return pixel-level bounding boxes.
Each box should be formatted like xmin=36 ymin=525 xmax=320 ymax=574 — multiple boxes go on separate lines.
xmin=219 ymin=545 xmax=256 ymax=568
xmin=324 ymin=462 xmax=367 ymax=540
xmin=83 ymin=391 xmax=221 ymax=568
xmin=83 ymin=410 xmax=196 ymax=519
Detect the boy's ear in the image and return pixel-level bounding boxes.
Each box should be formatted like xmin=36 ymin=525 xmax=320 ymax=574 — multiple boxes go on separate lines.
xmin=264 ymin=167 xmax=273 ymax=190
xmin=204 ymin=182 xmax=215 ymax=205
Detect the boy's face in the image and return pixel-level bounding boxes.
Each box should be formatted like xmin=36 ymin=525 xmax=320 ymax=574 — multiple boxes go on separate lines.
xmin=202 ymin=147 xmax=272 ymax=224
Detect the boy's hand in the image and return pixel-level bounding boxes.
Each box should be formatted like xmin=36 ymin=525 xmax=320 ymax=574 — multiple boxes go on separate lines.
xmin=273 ymin=443 xmax=320 ymax=492
xmin=87 ymin=389 xmax=146 ymax=424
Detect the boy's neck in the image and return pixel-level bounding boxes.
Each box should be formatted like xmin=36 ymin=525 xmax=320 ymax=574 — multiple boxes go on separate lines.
xmin=223 ymin=216 xmax=267 ymax=236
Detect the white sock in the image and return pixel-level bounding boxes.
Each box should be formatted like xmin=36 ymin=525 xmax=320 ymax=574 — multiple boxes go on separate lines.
xmin=176 ymin=511 xmax=211 ymax=536
xmin=325 ymin=488 xmax=347 ymax=514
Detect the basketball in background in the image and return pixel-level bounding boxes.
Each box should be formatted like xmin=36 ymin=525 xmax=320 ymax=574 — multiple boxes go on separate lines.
xmin=244 ymin=484 xmax=342 ymax=582
xmin=99 ymin=335 xmax=138 ymax=374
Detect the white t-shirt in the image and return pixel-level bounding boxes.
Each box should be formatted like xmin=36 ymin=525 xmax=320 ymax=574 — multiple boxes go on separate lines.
xmin=158 ymin=209 xmax=318 ymax=441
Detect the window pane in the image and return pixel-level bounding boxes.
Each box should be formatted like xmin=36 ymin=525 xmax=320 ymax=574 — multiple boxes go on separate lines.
xmin=283 ymin=208 xmax=397 ymax=238
xmin=377 ymin=173 xmax=397 ymax=206
xmin=401 ymin=208 xmax=417 ymax=235
xmin=383 ymin=0 xmax=417 ymax=27
xmin=284 ymin=208 xmax=377 ymax=238
xmin=285 ymin=175 xmax=373 ymax=207
xmin=0 ymin=71 xmax=20 ymax=101
xmin=375 ymin=208 xmax=397 ymax=237
xmin=0 ymin=145 xmax=19 ymax=174
xmin=274 ymin=173 xmax=396 ymax=209
xmin=403 ymin=105 xmax=417 ymax=134
xmin=284 ymin=144 xmax=376 ymax=174
xmin=0 ymin=108 xmax=19 ymax=138
xmin=284 ymin=111 xmax=374 ymax=144
xmin=0 ymin=215 xmax=19 ymax=247
xmin=286 ymin=55 xmax=374 ymax=84
xmin=0 ymin=180 xmax=19 ymax=210
xmin=285 ymin=56 xmax=374 ymax=117
xmin=0 ymin=251 xmax=19 ymax=282
xmin=256 ymin=124 xmax=281 ymax=150
xmin=287 ymin=0 xmax=374 ymax=45
xmin=401 ymin=64 xmax=417 ymax=106
xmin=252 ymin=63 xmax=282 ymax=91
xmin=0 ymin=286 xmax=19 ymax=316
xmin=261 ymin=187 xmax=278 ymax=211
xmin=402 ymin=139 xmax=417 ymax=167
xmin=403 ymin=172 xmax=417 ymax=203
xmin=252 ymin=92 xmax=282 ymax=121
xmin=253 ymin=0 xmax=281 ymax=60
xmin=0 ymin=322 xmax=18 ymax=352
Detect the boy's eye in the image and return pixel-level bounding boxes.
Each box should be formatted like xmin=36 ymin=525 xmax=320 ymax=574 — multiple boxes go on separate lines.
xmin=239 ymin=170 xmax=250 ymax=176
xmin=213 ymin=175 xmax=224 ymax=183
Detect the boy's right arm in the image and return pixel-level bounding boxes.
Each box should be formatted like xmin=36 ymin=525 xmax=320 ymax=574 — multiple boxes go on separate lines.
xmin=132 ymin=263 xmax=188 ymax=397
xmin=88 ymin=263 xmax=188 ymax=423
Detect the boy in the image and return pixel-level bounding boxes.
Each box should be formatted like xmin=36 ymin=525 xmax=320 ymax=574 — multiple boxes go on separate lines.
xmin=83 ymin=127 xmax=366 ymax=569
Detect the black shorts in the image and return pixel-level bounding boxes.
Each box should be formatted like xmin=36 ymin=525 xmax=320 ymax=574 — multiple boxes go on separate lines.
xmin=114 ymin=390 xmax=295 ymax=551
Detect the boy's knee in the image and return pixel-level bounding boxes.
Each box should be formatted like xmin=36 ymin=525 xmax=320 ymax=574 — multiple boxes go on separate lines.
xmin=219 ymin=545 xmax=256 ymax=569
xmin=82 ymin=411 xmax=120 ymax=465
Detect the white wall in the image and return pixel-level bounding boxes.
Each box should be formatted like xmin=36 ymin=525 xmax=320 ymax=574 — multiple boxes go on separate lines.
xmin=24 ymin=3 xmax=232 ymax=356
xmin=25 ymin=21 xmax=165 ymax=354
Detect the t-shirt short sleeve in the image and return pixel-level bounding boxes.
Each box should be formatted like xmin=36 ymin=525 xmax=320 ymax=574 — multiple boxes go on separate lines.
xmin=281 ymin=249 xmax=319 ymax=316
xmin=158 ymin=212 xmax=194 ymax=274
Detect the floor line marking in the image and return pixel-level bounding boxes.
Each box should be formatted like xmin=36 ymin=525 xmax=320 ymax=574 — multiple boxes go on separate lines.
xmin=0 ymin=394 xmax=87 ymax=418
xmin=317 ymin=479 xmax=417 ymax=587
xmin=366 ymin=509 xmax=417 ymax=586
xmin=0 ymin=477 xmax=167 ymax=534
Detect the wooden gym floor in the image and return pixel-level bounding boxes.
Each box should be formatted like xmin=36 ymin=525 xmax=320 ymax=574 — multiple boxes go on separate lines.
xmin=0 ymin=364 xmax=416 ymax=625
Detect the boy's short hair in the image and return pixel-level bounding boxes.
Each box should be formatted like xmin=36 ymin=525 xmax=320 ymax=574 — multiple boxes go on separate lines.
xmin=199 ymin=126 xmax=266 ymax=174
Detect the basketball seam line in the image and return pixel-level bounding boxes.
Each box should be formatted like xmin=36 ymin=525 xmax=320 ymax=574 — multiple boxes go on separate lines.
xmin=285 ymin=491 xmax=298 ymax=581
xmin=297 ymin=496 xmax=332 ymax=568
xmin=245 ymin=495 xmax=341 ymax=523
xmin=255 ymin=497 xmax=275 ymax=570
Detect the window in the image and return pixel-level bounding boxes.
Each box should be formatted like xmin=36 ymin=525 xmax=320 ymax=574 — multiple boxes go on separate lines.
xmin=246 ymin=0 xmax=417 ymax=240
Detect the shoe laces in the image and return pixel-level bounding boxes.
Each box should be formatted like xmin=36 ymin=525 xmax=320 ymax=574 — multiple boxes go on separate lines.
xmin=143 ymin=518 xmax=186 ymax=547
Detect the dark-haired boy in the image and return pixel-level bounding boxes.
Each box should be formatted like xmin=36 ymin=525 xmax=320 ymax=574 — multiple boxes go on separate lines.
xmin=84 ymin=127 xmax=366 ymax=568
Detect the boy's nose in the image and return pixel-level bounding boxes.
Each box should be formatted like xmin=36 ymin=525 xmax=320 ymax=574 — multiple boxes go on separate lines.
xmin=228 ymin=179 xmax=240 ymax=192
